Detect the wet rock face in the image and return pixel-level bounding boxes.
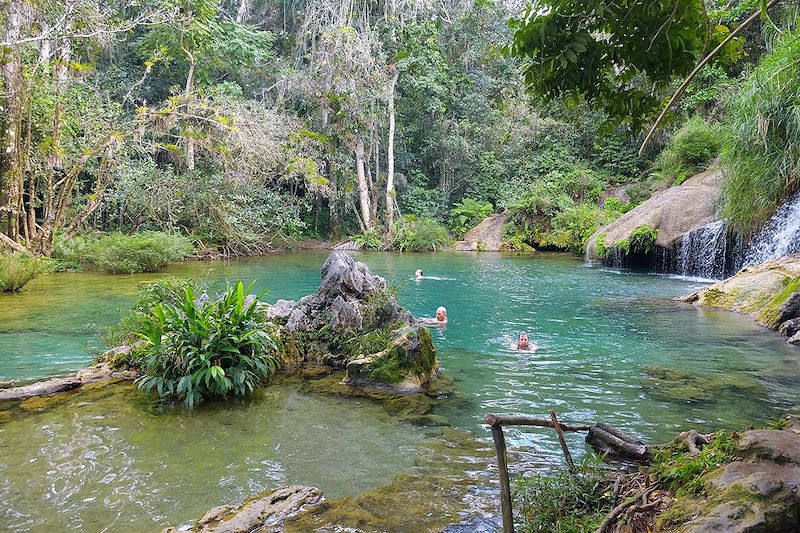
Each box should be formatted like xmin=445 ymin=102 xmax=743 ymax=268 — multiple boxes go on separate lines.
xmin=677 ymin=420 xmax=800 ymax=533
xmin=163 ymin=485 xmax=325 ymax=533
xmin=267 ymin=252 xmax=437 ymax=392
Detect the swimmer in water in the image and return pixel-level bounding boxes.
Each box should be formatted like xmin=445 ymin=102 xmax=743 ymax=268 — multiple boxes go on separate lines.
xmin=422 ymin=306 xmax=448 ymax=327
xmin=415 ymin=269 xmax=424 ymax=280
xmin=514 ymin=332 xmax=538 ymax=351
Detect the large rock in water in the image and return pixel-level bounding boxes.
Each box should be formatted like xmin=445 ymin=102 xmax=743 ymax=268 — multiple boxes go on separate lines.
xmin=679 ymin=253 xmax=800 ymax=331
xmin=267 ymin=252 xmax=439 ymax=392
xmin=585 ymin=170 xmax=721 ymax=262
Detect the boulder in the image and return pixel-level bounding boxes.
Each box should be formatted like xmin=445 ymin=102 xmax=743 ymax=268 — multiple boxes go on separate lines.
xmin=586 ymin=170 xmax=721 ymax=261
xmin=673 ymin=426 xmax=800 ymax=533
xmin=344 ymin=325 xmax=439 ymax=393
xmin=679 ymin=254 xmax=800 ymax=329
xmin=452 ymin=214 xmax=507 ymax=252
xmin=267 ymin=252 xmax=437 ymax=392
xmin=778 ymin=317 xmax=800 ymax=337
xmin=162 ymin=485 xmax=325 ymax=533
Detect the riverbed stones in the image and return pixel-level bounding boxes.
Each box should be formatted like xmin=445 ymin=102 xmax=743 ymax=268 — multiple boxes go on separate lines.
xmin=778 ymin=317 xmax=800 ymax=337
xmin=163 ymin=485 xmax=325 ymax=533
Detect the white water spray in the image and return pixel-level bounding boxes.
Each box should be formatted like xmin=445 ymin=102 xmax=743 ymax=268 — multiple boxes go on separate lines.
xmin=743 ymin=191 xmax=800 ymax=267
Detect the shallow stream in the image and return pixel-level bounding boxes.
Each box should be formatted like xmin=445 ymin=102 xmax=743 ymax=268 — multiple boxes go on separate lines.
xmin=1 ymin=252 xmax=798 ymax=531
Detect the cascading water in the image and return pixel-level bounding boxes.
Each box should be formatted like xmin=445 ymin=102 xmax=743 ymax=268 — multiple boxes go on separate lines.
xmin=743 ymin=191 xmax=800 ymax=267
xmin=677 ymin=220 xmax=728 ymax=279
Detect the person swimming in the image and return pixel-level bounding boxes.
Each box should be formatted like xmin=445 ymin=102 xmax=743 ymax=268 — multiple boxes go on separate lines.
xmin=514 ymin=332 xmax=538 ymax=351
xmin=415 ymin=269 xmax=424 ymax=280
xmin=422 ymin=306 xmax=448 ymax=327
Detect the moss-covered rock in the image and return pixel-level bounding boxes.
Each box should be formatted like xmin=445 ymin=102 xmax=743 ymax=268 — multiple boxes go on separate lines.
xmin=681 ymin=254 xmax=800 ymax=330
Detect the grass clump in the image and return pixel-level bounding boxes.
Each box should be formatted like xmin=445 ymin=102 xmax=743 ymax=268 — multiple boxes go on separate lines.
xmin=390 ymin=216 xmax=451 ymax=251
xmin=649 ymin=431 xmax=738 ymax=495
xmin=57 ymin=232 xmax=194 ymax=274
xmin=0 ymin=253 xmax=46 ymax=292
xmin=515 ymin=453 xmax=614 ymax=533
xmin=135 ymin=281 xmax=278 ymax=407
xmin=720 ymin=29 xmax=800 ymax=233
xmin=350 ymin=229 xmax=383 ymax=250
xmin=627 ymin=225 xmax=658 ymax=254
xmin=652 ymin=116 xmax=722 ymax=186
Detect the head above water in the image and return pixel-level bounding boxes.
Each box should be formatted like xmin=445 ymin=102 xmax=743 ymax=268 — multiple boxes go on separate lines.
xmin=518 ymin=332 xmax=529 ymax=349
xmin=436 ymin=306 xmax=447 ymax=322
xmin=415 ymin=269 xmax=423 ymax=279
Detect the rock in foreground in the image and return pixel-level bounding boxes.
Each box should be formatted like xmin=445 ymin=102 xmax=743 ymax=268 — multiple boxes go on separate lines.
xmin=163 ymin=485 xmax=324 ymax=533
xmin=267 ymin=252 xmax=439 ymax=392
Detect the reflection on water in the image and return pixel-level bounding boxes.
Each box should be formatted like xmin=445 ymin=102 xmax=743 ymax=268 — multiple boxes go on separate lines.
xmin=1 ymin=252 xmax=799 ymax=531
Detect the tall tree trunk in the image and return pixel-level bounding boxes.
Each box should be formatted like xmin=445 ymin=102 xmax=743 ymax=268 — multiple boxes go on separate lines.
xmin=1 ymin=0 xmax=24 ymax=242
xmin=385 ymin=64 xmax=399 ymax=234
xmin=236 ymin=0 xmax=251 ymax=23
xmin=355 ymin=137 xmax=373 ymax=230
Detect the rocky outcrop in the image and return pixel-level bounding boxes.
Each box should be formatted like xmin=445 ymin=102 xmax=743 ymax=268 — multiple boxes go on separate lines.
xmin=671 ymin=419 xmax=800 ymax=533
xmin=586 ymin=170 xmax=722 ymax=265
xmin=267 ymin=252 xmax=439 ymax=392
xmin=452 ymin=214 xmax=507 ymax=252
xmin=680 ymin=254 xmax=800 ymax=334
xmin=163 ymin=485 xmax=325 ymax=533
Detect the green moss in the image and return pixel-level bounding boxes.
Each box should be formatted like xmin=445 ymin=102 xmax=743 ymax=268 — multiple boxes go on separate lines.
xmin=755 ymin=276 xmax=800 ymax=328
xmin=699 ymin=287 xmax=736 ymax=309
xmin=368 ymin=326 xmax=436 ymax=384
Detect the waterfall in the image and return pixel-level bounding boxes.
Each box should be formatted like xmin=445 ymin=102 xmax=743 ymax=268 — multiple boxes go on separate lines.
xmin=677 ymin=220 xmax=728 ymax=279
xmin=743 ymin=191 xmax=800 ymax=267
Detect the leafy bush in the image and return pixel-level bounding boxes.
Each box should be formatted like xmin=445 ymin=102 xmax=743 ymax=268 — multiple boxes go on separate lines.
xmin=60 ymin=232 xmax=194 ymax=274
xmin=720 ymin=29 xmax=800 ymax=232
xmin=351 ymin=229 xmax=383 ymax=250
xmin=650 ymin=431 xmax=738 ymax=495
xmin=547 ymin=201 xmax=628 ymax=255
xmin=136 ymin=281 xmax=278 ymax=407
xmin=103 ymin=278 xmax=205 ymax=351
xmin=449 ymin=198 xmax=493 ymax=237
xmin=627 ymin=225 xmax=659 ymax=254
xmin=0 ymin=253 xmax=46 ymax=292
xmin=515 ymin=453 xmax=614 ymax=533
xmin=652 ymin=116 xmax=721 ymax=185
xmin=390 ymin=216 xmax=451 ymax=251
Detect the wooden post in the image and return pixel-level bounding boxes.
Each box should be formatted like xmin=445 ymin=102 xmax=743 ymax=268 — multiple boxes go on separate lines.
xmin=549 ymin=410 xmax=575 ymax=472
xmin=489 ymin=420 xmax=515 ymax=533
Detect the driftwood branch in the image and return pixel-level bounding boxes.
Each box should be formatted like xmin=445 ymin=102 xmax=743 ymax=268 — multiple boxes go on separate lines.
xmin=594 ymin=484 xmax=660 ymax=533
xmin=483 ymin=413 xmax=592 ymax=432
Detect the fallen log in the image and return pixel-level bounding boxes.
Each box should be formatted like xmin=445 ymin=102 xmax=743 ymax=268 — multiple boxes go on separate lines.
xmin=0 ymin=376 xmax=82 ymax=401
xmin=586 ymin=424 xmax=648 ymax=461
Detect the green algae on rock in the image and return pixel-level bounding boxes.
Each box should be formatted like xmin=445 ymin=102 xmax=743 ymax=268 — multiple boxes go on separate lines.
xmin=642 ymin=365 xmax=765 ymax=406
xmin=680 ymin=253 xmax=800 ymax=331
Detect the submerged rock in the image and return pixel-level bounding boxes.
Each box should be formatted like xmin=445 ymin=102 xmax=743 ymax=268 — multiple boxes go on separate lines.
xmin=267 ymin=252 xmax=438 ymax=393
xmin=641 ymin=365 xmax=764 ymax=405
xmin=680 ymin=253 xmax=800 ymax=330
xmin=163 ymin=485 xmax=325 ymax=533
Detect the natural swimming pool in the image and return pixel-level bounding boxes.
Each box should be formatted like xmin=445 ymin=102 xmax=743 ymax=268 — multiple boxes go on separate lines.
xmin=1 ymin=252 xmax=798 ymax=530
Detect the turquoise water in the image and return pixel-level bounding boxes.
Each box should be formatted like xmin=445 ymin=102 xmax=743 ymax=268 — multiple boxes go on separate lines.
xmin=1 ymin=252 xmax=799 ymax=530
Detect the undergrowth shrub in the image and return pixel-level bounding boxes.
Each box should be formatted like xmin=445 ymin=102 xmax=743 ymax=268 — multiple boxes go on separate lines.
xmin=350 ymin=229 xmax=383 ymax=250
xmin=449 ymin=198 xmax=493 ymax=237
xmin=136 ymin=281 xmax=278 ymax=407
xmin=390 ymin=216 xmax=451 ymax=251
xmin=0 ymin=253 xmax=46 ymax=292
xmin=651 ymin=116 xmax=721 ymax=185
xmin=58 ymin=232 xmax=194 ymax=274
xmin=515 ymin=453 xmax=614 ymax=533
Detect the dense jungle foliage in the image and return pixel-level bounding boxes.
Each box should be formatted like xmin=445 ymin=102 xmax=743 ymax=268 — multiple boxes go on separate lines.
xmin=0 ymin=0 xmax=798 ymax=282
